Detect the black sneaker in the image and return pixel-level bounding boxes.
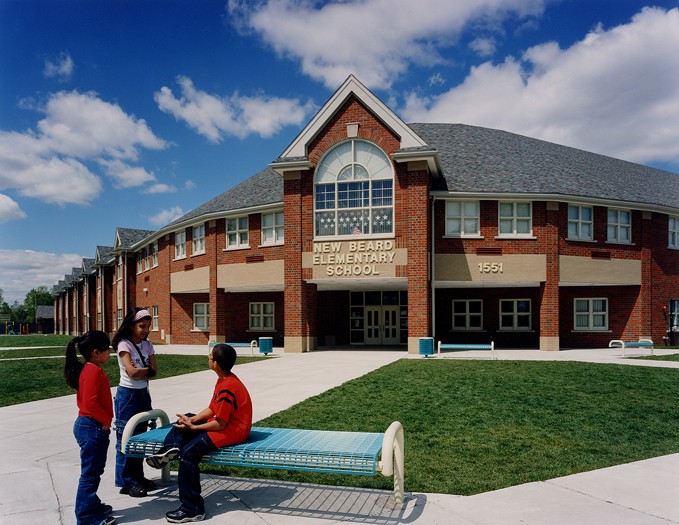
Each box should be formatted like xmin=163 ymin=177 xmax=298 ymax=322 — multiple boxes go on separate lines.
xmin=100 ymin=503 xmax=113 ymax=515
xmin=146 ymin=447 xmax=180 ymax=469
xmin=165 ymin=508 xmax=205 ymax=523
xmin=101 ymin=516 xmax=116 ymax=525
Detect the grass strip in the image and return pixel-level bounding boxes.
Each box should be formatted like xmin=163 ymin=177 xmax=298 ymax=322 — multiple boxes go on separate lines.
xmin=204 ymin=359 xmax=679 ymax=496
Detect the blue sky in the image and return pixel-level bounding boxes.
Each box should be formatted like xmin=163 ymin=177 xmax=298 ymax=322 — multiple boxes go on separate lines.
xmin=1 ymin=0 xmax=678 ymax=304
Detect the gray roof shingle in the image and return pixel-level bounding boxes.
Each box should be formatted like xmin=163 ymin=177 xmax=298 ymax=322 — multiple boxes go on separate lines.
xmin=116 ymin=228 xmax=155 ymax=249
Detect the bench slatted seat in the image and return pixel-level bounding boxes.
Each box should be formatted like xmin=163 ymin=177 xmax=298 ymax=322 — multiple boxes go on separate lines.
xmin=609 ymin=338 xmax=654 ymax=357
xmin=437 ymin=341 xmax=496 ymax=359
xmin=122 ymin=409 xmax=404 ymax=503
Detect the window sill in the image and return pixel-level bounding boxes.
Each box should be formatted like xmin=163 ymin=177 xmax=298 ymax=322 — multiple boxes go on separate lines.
xmin=495 ymin=235 xmax=536 ymax=240
xmin=313 ymin=234 xmax=394 ymax=242
xmin=191 ymin=329 xmax=209 ymax=333
xmin=173 ymin=255 xmax=187 ymax=261
xmin=571 ymin=329 xmax=611 ymax=333
xmin=497 ymin=329 xmax=535 ymax=332
xmin=566 ymin=238 xmax=596 ymax=243
xmin=224 ymin=246 xmax=250 ymax=252
xmin=191 ymin=251 xmax=206 ymax=258
xmin=444 ymin=235 xmax=484 ymax=239
xmin=259 ymin=242 xmax=284 ymax=248
xmin=604 ymin=241 xmax=634 ymax=246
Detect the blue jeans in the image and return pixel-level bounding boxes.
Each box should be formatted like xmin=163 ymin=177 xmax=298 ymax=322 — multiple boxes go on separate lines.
xmin=164 ymin=424 xmax=216 ymax=515
xmin=73 ymin=416 xmax=110 ymax=525
xmin=114 ymin=386 xmax=152 ymax=488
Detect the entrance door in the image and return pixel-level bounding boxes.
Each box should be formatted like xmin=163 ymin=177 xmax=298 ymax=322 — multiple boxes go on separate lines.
xmin=365 ymin=306 xmax=400 ymax=345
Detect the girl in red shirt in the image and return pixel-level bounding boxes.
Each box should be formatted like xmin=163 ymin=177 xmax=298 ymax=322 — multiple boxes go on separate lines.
xmin=64 ymin=331 xmax=116 ymax=525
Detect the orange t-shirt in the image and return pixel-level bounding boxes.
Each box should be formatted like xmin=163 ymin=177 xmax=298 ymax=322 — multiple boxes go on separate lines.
xmin=206 ymin=373 xmax=252 ymax=448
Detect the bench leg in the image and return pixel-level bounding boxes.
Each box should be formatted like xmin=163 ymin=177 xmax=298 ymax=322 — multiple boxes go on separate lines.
xmin=379 ymin=421 xmax=405 ymax=505
xmin=121 ymin=409 xmax=171 ymax=483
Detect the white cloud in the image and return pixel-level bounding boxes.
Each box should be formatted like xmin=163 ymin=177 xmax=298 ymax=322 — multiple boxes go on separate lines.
xmin=0 ymin=90 xmax=168 ymax=207
xmin=402 ymin=7 xmax=679 ymax=166
xmin=0 ymin=249 xmax=84 ymax=304
xmin=155 ymin=76 xmax=314 ymax=142
xmin=148 ymin=206 xmax=184 ymax=226
xmin=184 ymin=180 xmax=196 ymax=190
xmin=0 ymin=194 xmax=26 ymax=223
xmin=43 ymin=52 xmax=74 ymax=82
xmin=227 ymin=0 xmax=546 ymax=89
xmin=469 ymin=37 xmax=497 ymax=57
xmin=144 ymin=183 xmax=178 ymax=194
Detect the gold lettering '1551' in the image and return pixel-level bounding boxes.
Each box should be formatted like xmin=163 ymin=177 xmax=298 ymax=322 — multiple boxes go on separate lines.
xmin=478 ymin=262 xmax=503 ymax=273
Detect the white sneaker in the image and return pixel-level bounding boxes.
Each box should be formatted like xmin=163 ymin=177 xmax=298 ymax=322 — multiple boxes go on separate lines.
xmin=146 ymin=447 xmax=180 ymax=469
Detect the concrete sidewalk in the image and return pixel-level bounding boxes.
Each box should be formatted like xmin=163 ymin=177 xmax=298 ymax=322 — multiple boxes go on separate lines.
xmin=1 ymin=346 xmax=678 ymax=525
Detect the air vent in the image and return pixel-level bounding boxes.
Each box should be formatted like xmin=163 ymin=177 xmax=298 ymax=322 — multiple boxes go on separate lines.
xmin=246 ymin=255 xmax=264 ymax=263
xmin=591 ymin=251 xmax=611 ymax=260
xmin=476 ymin=247 xmax=502 ymax=255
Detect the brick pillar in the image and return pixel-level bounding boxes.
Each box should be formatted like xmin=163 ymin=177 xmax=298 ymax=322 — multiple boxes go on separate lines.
xmin=639 ymin=211 xmax=653 ymax=339
xmin=404 ymin=166 xmax=432 ymax=353
xmin=208 ymin=219 xmax=225 ymax=343
xmin=539 ymin=202 xmax=560 ymax=350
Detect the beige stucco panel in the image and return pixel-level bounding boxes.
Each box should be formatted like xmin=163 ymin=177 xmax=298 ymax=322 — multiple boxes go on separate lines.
xmin=303 ymin=240 xmax=406 ymax=280
xmin=171 ymin=266 xmax=210 ymax=293
xmin=559 ymin=256 xmax=641 ymax=285
xmin=435 ymin=254 xmax=546 ymax=282
xmin=217 ymin=260 xmax=284 ymax=289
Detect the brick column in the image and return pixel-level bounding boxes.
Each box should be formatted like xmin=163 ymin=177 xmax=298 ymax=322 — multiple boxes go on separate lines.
xmin=208 ymin=219 xmax=225 ymax=343
xmin=539 ymin=202 xmax=560 ymax=350
xmin=639 ymin=211 xmax=653 ymax=339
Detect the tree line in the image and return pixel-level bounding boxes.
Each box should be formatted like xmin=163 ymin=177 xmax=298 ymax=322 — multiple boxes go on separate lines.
xmin=0 ymin=286 xmax=53 ymax=324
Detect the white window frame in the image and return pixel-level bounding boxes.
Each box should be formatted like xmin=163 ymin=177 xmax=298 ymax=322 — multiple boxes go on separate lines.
xmin=151 ymin=305 xmax=159 ymax=331
xmin=193 ymin=303 xmax=209 ymax=331
xmin=498 ymin=202 xmax=532 ymax=237
xmin=192 ymin=224 xmax=206 ymax=255
xmin=499 ymin=299 xmax=532 ymax=331
xmin=607 ymin=208 xmax=631 ymax=244
xmin=568 ymin=205 xmax=593 ymax=241
xmin=574 ymin=298 xmax=608 ymax=331
xmin=669 ymin=216 xmax=679 ymax=249
xmin=144 ymin=246 xmax=150 ymax=271
xmin=174 ymin=230 xmax=186 ymax=260
xmin=261 ymin=212 xmax=284 ymax=245
xmin=249 ymin=302 xmax=275 ymax=331
xmin=152 ymin=241 xmax=158 ymax=267
xmin=226 ymin=216 xmax=249 ymax=249
xmin=136 ymin=251 xmax=143 ymax=274
xmin=452 ymin=299 xmax=483 ymax=330
xmin=446 ymin=201 xmax=480 ymax=237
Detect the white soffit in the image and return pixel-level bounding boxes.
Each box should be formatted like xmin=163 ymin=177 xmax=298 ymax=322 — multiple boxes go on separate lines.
xmin=280 ymin=75 xmax=428 ymax=159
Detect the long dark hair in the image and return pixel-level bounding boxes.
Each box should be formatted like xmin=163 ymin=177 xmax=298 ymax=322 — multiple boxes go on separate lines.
xmin=64 ymin=330 xmax=111 ymax=390
xmin=112 ymin=307 xmax=151 ymax=350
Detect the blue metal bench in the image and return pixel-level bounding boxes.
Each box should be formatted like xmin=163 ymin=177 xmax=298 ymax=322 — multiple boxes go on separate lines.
xmin=609 ymin=338 xmax=654 ymax=357
xmin=122 ymin=409 xmax=405 ymax=504
xmin=209 ymin=339 xmax=272 ymax=356
xmin=437 ymin=341 xmax=496 ymax=359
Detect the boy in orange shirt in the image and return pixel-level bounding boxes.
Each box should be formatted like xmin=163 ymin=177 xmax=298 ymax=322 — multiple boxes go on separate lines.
xmin=146 ymin=343 xmax=252 ymax=523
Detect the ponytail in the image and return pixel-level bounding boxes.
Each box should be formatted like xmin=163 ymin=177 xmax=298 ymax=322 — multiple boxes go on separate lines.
xmin=63 ymin=331 xmax=111 ymax=390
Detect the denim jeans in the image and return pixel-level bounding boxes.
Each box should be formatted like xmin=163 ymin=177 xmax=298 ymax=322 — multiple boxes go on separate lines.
xmin=164 ymin=424 xmax=216 ymax=515
xmin=73 ymin=416 xmax=110 ymax=525
xmin=114 ymin=385 xmax=152 ymax=488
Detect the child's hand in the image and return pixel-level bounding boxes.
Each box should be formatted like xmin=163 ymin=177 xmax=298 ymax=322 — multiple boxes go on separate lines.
xmin=174 ymin=413 xmax=192 ymax=429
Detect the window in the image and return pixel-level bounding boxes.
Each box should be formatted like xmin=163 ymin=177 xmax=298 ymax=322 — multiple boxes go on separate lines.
xmin=452 ymin=300 xmax=483 ymax=330
xmin=152 ymin=241 xmax=158 ymax=266
xmin=446 ymin=201 xmax=480 ymax=236
xmin=498 ymin=202 xmax=532 ymax=236
xmin=151 ymin=306 xmax=159 ymax=331
xmin=314 ymin=140 xmax=394 ymax=237
xmin=143 ymin=246 xmax=150 ymax=271
xmin=116 ymin=309 xmax=123 ymax=329
xmin=226 ymin=217 xmax=249 ymax=248
xmin=500 ymin=299 xmax=531 ymax=330
xmin=174 ymin=230 xmax=186 ymax=259
xmin=193 ymin=303 xmax=209 ymax=331
xmin=137 ymin=251 xmax=143 ymax=274
xmin=669 ymin=216 xmax=679 ymax=249
xmin=607 ymin=208 xmax=631 ymax=243
xmin=262 ymin=212 xmax=284 ymax=245
xmin=568 ymin=205 xmax=593 ymax=241
xmin=574 ymin=298 xmax=608 ymax=330
xmin=192 ymin=224 xmax=205 ymax=255
xmin=250 ymin=302 xmax=274 ymax=330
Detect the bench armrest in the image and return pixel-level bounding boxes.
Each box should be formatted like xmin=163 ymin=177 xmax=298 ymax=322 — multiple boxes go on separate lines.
xmin=378 ymin=421 xmax=405 ymax=504
xmin=121 ymin=409 xmax=172 ymax=482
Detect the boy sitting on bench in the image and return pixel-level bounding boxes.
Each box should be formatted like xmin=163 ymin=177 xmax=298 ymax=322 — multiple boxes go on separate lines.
xmin=146 ymin=344 xmax=252 ymax=523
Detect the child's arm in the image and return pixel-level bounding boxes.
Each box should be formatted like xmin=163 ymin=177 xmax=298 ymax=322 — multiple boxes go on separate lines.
xmin=119 ymin=351 xmax=152 ymax=379
xmin=174 ymin=410 xmax=226 ymax=432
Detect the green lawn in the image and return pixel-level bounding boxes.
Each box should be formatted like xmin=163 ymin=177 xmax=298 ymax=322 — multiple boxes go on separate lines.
xmin=635 ymin=352 xmax=679 ymax=362
xmin=205 ymin=359 xmax=679 ymax=496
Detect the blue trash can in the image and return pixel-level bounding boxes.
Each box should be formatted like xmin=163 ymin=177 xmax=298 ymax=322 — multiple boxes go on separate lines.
xmin=419 ymin=337 xmax=434 ymax=357
xmin=259 ymin=337 xmax=273 ymax=355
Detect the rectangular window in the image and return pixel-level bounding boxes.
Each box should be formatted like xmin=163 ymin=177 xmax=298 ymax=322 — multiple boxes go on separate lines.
xmin=116 ymin=309 xmax=123 ymax=329
xmin=226 ymin=217 xmax=249 ymax=248
xmin=143 ymin=246 xmax=150 ymax=271
xmin=669 ymin=216 xmax=679 ymax=249
xmin=574 ymin=298 xmax=608 ymax=330
xmin=500 ymin=299 xmax=531 ymax=330
xmin=498 ymin=202 xmax=532 ymax=236
xmin=568 ymin=205 xmax=593 ymax=241
xmin=250 ymin=302 xmax=275 ymax=330
xmin=137 ymin=251 xmax=143 ymax=274
xmin=192 ymin=224 xmax=205 ymax=255
xmin=151 ymin=305 xmax=159 ymax=331
xmin=452 ymin=300 xmax=483 ymax=330
xmin=174 ymin=230 xmax=186 ymax=259
xmin=262 ymin=212 xmax=284 ymax=245
xmin=607 ymin=208 xmax=631 ymax=243
xmin=446 ymin=201 xmax=480 ymax=236
xmin=193 ymin=303 xmax=209 ymax=331
xmin=152 ymin=241 xmax=158 ymax=266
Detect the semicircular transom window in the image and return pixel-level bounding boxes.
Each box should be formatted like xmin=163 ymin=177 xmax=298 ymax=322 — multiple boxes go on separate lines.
xmin=314 ymin=140 xmax=393 ymax=237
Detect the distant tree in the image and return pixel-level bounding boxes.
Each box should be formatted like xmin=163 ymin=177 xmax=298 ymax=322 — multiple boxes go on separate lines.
xmin=24 ymin=286 xmax=53 ymax=323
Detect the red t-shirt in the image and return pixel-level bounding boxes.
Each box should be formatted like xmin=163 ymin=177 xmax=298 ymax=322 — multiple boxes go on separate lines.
xmin=206 ymin=373 xmax=252 ymax=448
xmin=77 ymin=363 xmax=114 ymax=427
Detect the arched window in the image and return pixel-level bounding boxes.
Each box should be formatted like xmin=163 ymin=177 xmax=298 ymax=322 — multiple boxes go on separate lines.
xmin=314 ymin=140 xmax=393 ymax=237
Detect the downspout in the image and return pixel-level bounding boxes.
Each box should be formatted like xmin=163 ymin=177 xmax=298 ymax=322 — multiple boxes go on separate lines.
xmin=431 ymin=196 xmax=436 ymax=341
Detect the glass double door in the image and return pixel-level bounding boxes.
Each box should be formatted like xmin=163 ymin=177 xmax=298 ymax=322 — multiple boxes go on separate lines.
xmin=365 ymin=306 xmax=400 ymax=345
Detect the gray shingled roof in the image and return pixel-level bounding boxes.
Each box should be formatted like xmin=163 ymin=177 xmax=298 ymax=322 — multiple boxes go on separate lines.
xmin=82 ymin=258 xmax=95 ymax=275
xmin=409 ymin=123 xmax=679 ymax=210
xmin=169 ymin=168 xmax=283 ymax=226
xmin=116 ymin=228 xmax=155 ymax=249
xmin=36 ymin=305 xmax=54 ymax=319
xmin=95 ymin=245 xmax=115 ymax=265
